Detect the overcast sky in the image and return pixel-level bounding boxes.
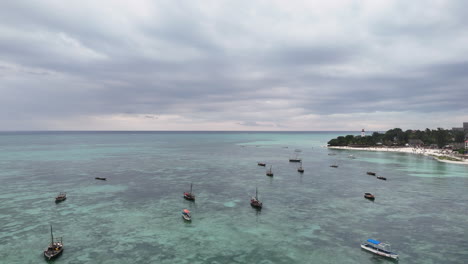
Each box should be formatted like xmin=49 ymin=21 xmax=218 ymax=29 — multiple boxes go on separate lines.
xmin=1 ymin=0 xmax=467 ymax=131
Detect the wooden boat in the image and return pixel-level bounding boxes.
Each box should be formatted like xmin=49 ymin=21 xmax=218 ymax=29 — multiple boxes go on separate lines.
xmin=44 ymin=225 xmax=63 ymax=260
xmin=183 ymin=183 xmax=195 ymax=201
xmin=182 ymin=209 xmax=191 ymax=221
xmin=289 ymin=153 xmax=302 ymax=162
xmin=361 ymin=239 xmax=399 ymax=260
xmin=95 ymin=177 xmax=107 ymax=181
xmin=257 ymin=162 xmax=266 ymax=166
xmin=377 ymin=176 xmax=387 ymax=181
xmin=364 ymin=193 xmax=375 ymax=200
xmin=250 ymin=188 xmax=262 ymax=209
xmin=330 ymin=164 xmax=339 ymax=168
xmin=266 ymin=165 xmax=274 ymax=177
xmin=366 ymin=171 xmax=376 ymax=176
xmin=55 ymin=192 xmax=66 ymax=203
xmin=297 ymin=162 xmax=304 ymax=173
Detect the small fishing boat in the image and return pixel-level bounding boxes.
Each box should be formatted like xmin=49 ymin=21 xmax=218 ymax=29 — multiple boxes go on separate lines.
xmin=366 ymin=171 xmax=376 ymax=176
xmin=330 ymin=164 xmax=339 ymax=168
xmin=250 ymin=188 xmax=262 ymax=209
xmin=182 ymin=209 xmax=191 ymax=221
xmin=377 ymin=176 xmax=387 ymax=180
xmin=184 ymin=183 xmax=195 ymax=201
xmin=44 ymin=225 xmax=63 ymax=260
xmin=55 ymin=192 xmax=66 ymax=203
xmin=266 ymin=165 xmax=274 ymax=177
xmin=257 ymin=162 xmax=266 ymax=167
xmin=289 ymin=153 xmax=302 ymax=162
xmin=364 ymin=193 xmax=375 ymax=200
xmin=297 ymin=162 xmax=304 ymax=173
xmin=361 ymin=239 xmax=399 ymax=260
xmin=95 ymin=177 xmax=107 ymax=181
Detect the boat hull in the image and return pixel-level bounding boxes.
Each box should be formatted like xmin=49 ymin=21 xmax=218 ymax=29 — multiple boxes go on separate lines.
xmin=184 ymin=193 xmax=195 ymax=201
xmin=44 ymin=246 xmax=63 ymax=260
xmin=361 ymin=244 xmax=398 ymax=260
xmin=182 ymin=215 xmax=191 ymax=221
xmin=289 ymin=159 xmax=301 ymax=162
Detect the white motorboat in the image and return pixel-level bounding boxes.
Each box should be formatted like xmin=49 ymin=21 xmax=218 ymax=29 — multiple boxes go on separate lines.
xmin=361 ymin=239 xmax=398 ymax=260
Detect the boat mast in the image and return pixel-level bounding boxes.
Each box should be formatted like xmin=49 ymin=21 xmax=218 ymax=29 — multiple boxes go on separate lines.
xmin=255 ymin=187 xmax=258 ymax=200
xmin=190 ymin=183 xmax=193 ymax=193
xmin=50 ymin=225 xmax=54 ymax=244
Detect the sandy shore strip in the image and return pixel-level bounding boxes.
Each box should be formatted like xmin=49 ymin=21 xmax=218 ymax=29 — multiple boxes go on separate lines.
xmin=327 ymin=146 xmax=468 ymax=165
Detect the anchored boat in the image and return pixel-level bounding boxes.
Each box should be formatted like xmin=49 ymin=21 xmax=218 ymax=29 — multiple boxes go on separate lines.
xmin=297 ymin=162 xmax=304 ymax=173
xmin=43 ymin=225 xmax=63 ymax=260
xmin=250 ymin=187 xmax=262 ymax=209
xmin=55 ymin=192 xmax=67 ymax=203
xmin=95 ymin=177 xmax=107 ymax=181
xmin=257 ymin=162 xmax=266 ymax=166
xmin=377 ymin=176 xmax=387 ymax=180
xmin=361 ymin=239 xmax=399 ymax=260
xmin=364 ymin=193 xmax=375 ymax=200
xmin=366 ymin=171 xmax=376 ymax=176
xmin=182 ymin=209 xmax=191 ymax=221
xmin=289 ymin=153 xmax=302 ymax=162
xmin=266 ymin=165 xmax=274 ymax=177
xmin=184 ymin=183 xmax=195 ymax=201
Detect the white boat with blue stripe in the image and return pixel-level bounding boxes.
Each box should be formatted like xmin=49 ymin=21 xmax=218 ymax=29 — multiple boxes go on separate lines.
xmin=361 ymin=239 xmax=399 ymax=260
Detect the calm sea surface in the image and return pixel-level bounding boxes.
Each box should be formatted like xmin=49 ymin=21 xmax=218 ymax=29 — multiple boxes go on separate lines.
xmin=0 ymin=131 xmax=467 ymax=264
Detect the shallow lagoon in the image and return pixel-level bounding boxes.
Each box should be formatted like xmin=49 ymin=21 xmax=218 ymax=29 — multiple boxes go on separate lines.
xmin=0 ymin=131 xmax=467 ymax=263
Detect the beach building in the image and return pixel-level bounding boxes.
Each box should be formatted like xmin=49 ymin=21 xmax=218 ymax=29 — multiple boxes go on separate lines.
xmin=361 ymin=129 xmax=365 ymax=137
xmin=452 ymin=122 xmax=468 ymax=132
xmin=465 ymin=140 xmax=468 ymax=150
xmin=408 ymin=139 xmax=424 ymax=147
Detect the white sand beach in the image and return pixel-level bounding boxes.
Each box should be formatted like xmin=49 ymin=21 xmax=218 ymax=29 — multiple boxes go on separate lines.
xmin=327 ymin=146 xmax=468 ymax=165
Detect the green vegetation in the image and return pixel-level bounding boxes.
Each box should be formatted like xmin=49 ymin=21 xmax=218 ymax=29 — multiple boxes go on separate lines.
xmin=430 ymin=155 xmax=462 ymax=162
xmin=328 ymin=128 xmax=466 ymax=148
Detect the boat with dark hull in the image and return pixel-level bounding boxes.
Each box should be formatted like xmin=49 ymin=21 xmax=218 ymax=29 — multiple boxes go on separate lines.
xmin=289 ymin=155 xmax=302 ymax=162
xmin=366 ymin=171 xmax=376 ymax=176
xmin=44 ymin=225 xmax=63 ymax=260
xmin=182 ymin=209 xmax=191 ymax=221
xmin=184 ymin=183 xmax=195 ymax=201
xmin=330 ymin=164 xmax=338 ymax=168
xmin=257 ymin=162 xmax=266 ymax=166
xmin=377 ymin=176 xmax=387 ymax=180
xmin=364 ymin=193 xmax=375 ymax=200
xmin=95 ymin=177 xmax=106 ymax=181
xmin=361 ymin=239 xmax=399 ymax=260
xmin=297 ymin=162 xmax=304 ymax=173
xmin=55 ymin=192 xmax=66 ymax=203
xmin=266 ymin=165 xmax=274 ymax=177
xmin=250 ymin=188 xmax=262 ymax=209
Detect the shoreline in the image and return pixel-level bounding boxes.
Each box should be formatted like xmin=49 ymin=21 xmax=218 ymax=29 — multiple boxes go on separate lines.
xmin=327 ymin=146 xmax=468 ymax=165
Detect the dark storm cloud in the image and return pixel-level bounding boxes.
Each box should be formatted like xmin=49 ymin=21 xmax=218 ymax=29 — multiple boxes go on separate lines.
xmin=1 ymin=0 xmax=468 ymax=130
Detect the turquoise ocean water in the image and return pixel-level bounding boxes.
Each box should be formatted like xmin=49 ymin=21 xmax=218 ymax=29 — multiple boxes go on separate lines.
xmin=0 ymin=131 xmax=467 ymax=264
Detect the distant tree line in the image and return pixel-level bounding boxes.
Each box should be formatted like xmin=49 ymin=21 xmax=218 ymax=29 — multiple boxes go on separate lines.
xmin=327 ymin=128 xmax=466 ymax=149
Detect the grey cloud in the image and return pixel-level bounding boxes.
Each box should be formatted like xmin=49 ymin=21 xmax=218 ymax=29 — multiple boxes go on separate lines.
xmin=1 ymin=1 xmax=468 ymax=130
